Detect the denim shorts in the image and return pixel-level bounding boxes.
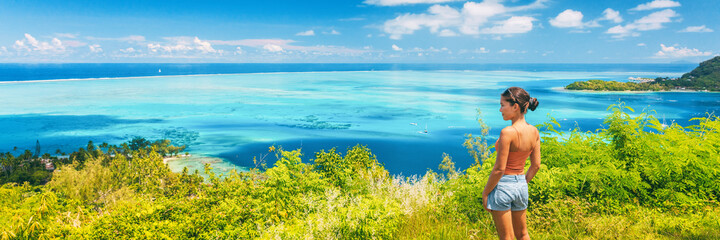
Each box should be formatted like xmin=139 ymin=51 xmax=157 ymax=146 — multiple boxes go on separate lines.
xmin=486 ymin=175 xmax=528 ymax=211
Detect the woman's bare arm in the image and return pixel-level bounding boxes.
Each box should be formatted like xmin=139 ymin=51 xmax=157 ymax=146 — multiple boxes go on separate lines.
xmin=483 ymin=128 xmax=512 ymax=197
xmin=525 ymin=129 xmax=541 ymax=183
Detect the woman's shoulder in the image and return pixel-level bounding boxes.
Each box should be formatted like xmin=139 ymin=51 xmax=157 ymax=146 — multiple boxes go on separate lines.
xmin=527 ymin=124 xmax=540 ymax=140
xmin=500 ymin=126 xmax=517 ymax=136
xmin=527 ymin=124 xmax=539 ymax=132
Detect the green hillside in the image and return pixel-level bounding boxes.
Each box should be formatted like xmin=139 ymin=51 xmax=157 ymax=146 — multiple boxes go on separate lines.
xmin=666 ymin=56 xmax=720 ymax=91
xmin=566 ymin=56 xmax=720 ymax=91
xmin=2 ymin=104 xmax=719 ymax=239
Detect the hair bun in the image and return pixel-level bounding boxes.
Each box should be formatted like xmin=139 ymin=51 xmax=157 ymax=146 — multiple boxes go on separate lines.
xmin=528 ymin=98 xmax=539 ymax=111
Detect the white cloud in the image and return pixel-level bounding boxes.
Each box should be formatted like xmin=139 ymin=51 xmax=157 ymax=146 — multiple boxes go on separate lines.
xmin=475 ymin=47 xmax=489 ymax=53
xmin=631 ymin=0 xmax=681 ymax=11
xmin=88 ymin=44 xmax=103 ymax=53
xmin=13 ymin=40 xmax=24 ymax=49
xmin=55 ymin=33 xmax=78 ymax=39
xmin=499 ymin=49 xmax=515 ymax=53
xmin=607 ymin=25 xmax=637 ymax=37
xmin=194 ymin=37 xmax=217 ymax=53
xmin=427 ymin=46 xmax=441 ymax=52
xmin=112 ymin=47 xmax=145 ymax=58
xmin=459 ymin=1 xmax=508 ymax=34
xmin=553 ymin=8 xmax=623 ymax=30
xmin=601 ymin=8 xmax=623 ymax=23
xmin=147 ymin=36 xmax=218 ymax=54
xmin=120 ymin=47 xmax=136 ymax=53
xmin=210 ymin=39 xmax=295 ymax=47
xmin=392 ymin=44 xmax=403 ymax=51
xmin=654 ymin=44 xmax=712 ymax=58
xmin=382 ymin=0 xmax=546 ymax=39
xmin=235 ymin=47 xmax=244 ymax=55
xmin=87 ymin=35 xmax=146 ymax=42
xmin=13 ymin=33 xmax=66 ymax=53
xmin=606 ymin=9 xmax=678 ymax=38
xmin=481 ymin=16 xmax=535 ymax=34
xmin=364 ymin=0 xmax=462 ymax=6
xmin=383 ymin=4 xmax=461 ymax=39
xmin=634 ymin=9 xmax=678 ymax=30
xmin=407 ymin=46 xmax=446 ymax=53
xmin=638 ymin=43 xmax=646 ymax=46
xmin=127 ymin=35 xmax=146 ymax=42
xmin=327 ymin=30 xmax=341 ymax=35
xmin=126 ymin=35 xmax=146 ymax=42
xmin=296 ymin=30 xmax=315 ymax=36
xmin=209 ymin=39 xmax=369 ymax=55
xmin=506 ymin=0 xmax=549 ymax=12
xmin=550 ymin=9 xmax=584 ymax=28
xmin=438 ymin=29 xmax=458 ymax=36
xmin=263 ymin=44 xmax=284 ymax=52
xmin=679 ymin=25 xmax=714 ymax=33
xmin=147 ymin=43 xmax=189 ymax=53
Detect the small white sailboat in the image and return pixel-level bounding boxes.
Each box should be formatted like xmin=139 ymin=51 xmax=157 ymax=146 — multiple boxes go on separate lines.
xmin=158 ymin=68 xmax=162 ymax=73
xmin=418 ymin=123 xmax=428 ymax=134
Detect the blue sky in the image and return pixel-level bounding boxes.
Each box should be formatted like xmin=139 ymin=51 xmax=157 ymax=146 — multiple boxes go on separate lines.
xmin=0 ymin=0 xmax=718 ymax=63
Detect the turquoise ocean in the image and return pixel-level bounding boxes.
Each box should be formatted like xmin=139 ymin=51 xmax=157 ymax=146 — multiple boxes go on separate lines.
xmin=1 ymin=63 xmax=717 ymax=176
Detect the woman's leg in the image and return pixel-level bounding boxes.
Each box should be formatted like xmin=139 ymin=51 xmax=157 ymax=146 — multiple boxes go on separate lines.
xmin=490 ymin=210 xmax=514 ymax=240
xmin=511 ymin=210 xmax=530 ymax=240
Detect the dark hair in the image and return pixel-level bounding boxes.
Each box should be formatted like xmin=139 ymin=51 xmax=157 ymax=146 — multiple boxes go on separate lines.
xmin=502 ymin=87 xmax=539 ymax=113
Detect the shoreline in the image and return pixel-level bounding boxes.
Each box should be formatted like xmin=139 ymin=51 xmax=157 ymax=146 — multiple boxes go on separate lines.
xmin=163 ymin=155 xmax=190 ymax=165
xmin=553 ymin=86 xmax=717 ymax=93
xmin=162 ymin=154 xmax=248 ymax=177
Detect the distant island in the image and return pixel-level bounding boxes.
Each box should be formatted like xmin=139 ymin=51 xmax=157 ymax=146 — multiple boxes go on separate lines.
xmin=565 ymin=56 xmax=720 ymax=92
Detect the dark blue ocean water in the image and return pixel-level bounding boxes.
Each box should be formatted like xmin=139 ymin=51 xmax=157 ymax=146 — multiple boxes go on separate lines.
xmin=0 ymin=63 xmax=696 ymax=82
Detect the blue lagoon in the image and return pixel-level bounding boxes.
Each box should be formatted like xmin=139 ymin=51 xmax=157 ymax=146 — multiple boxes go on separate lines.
xmin=1 ymin=64 xmax=717 ymax=175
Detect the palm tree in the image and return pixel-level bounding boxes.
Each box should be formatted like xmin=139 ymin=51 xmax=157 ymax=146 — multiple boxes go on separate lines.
xmin=0 ymin=153 xmax=10 ymax=177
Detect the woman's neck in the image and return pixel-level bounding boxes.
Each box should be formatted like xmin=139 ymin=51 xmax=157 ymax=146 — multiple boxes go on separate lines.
xmin=511 ymin=113 xmax=526 ymax=125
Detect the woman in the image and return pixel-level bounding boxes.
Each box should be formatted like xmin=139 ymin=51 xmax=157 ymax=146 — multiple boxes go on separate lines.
xmin=483 ymin=87 xmax=541 ymax=240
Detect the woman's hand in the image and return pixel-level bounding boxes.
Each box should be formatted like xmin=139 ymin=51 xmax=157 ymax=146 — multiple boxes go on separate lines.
xmin=482 ymin=192 xmax=490 ymax=212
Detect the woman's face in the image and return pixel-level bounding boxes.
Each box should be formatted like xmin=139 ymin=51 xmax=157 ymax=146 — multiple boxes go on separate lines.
xmin=499 ymin=97 xmax=517 ymax=121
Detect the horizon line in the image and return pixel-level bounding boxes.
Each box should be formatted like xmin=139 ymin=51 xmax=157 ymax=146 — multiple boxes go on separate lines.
xmin=0 ymin=62 xmax=701 ymax=65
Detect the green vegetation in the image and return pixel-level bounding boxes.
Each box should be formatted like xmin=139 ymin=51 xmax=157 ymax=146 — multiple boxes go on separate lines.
xmin=566 ymin=56 xmax=720 ymax=91
xmin=663 ymin=56 xmax=720 ymax=91
xmin=565 ymin=79 xmax=669 ymax=91
xmin=0 ymin=150 xmax=51 ymax=185
xmin=2 ymin=104 xmax=720 ymax=239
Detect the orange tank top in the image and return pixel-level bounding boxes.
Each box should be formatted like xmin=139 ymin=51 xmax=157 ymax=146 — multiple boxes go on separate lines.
xmin=497 ymin=126 xmax=532 ymax=175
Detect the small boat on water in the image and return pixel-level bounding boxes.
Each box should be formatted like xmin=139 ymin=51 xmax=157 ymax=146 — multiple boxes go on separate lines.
xmin=418 ymin=124 xmax=428 ymax=134
xmin=158 ymin=69 xmax=162 ymax=73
